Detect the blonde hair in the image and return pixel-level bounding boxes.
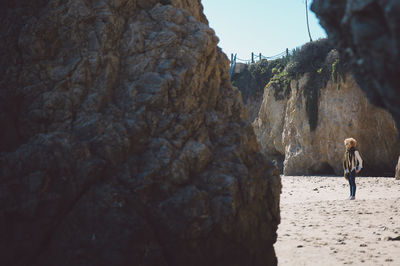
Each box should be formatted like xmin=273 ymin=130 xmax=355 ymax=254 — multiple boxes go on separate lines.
xmin=344 ymin=137 xmax=357 ymax=148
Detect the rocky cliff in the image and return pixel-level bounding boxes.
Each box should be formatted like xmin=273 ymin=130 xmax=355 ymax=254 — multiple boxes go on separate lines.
xmin=254 ymin=43 xmax=400 ymax=176
xmin=253 ymin=82 xmax=287 ymax=172
xmin=283 ymin=74 xmax=399 ymax=176
xmin=0 ymin=1 xmax=280 ymax=265
xmin=231 ymin=58 xmax=289 ymax=122
xmin=311 ymin=0 xmax=400 ymax=134
xmin=243 ymin=93 xmax=264 ymax=123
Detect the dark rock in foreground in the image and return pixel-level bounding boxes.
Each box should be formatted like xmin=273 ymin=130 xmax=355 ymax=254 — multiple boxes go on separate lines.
xmin=311 ymin=0 xmax=400 ymax=131
xmin=0 ymin=1 xmax=280 ymax=265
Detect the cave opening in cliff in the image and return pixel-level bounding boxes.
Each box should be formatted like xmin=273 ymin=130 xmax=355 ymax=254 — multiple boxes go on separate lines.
xmin=312 ymin=162 xmax=335 ymax=175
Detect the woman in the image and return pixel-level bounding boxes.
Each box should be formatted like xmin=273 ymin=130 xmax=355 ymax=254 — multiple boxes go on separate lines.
xmin=343 ymin=138 xmax=363 ymax=200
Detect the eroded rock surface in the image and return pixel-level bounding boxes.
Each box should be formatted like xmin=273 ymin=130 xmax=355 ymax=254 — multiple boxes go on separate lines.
xmin=0 ymin=1 xmax=280 ymax=265
xmin=253 ymin=82 xmax=287 ymax=170
xmin=283 ymin=74 xmax=399 ymax=176
xmin=311 ymin=0 xmax=400 ymax=131
xmin=254 ymin=74 xmax=400 ymax=176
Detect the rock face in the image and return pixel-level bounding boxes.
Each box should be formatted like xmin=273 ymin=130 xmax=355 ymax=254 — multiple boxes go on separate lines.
xmin=396 ymin=157 xmax=400 ymax=180
xmin=244 ymin=92 xmax=264 ymax=123
xmin=254 ymin=74 xmax=400 ymax=176
xmin=253 ymin=83 xmax=287 ymax=171
xmin=311 ymin=0 xmax=400 ymax=132
xmin=0 ymin=1 xmax=280 ymax=266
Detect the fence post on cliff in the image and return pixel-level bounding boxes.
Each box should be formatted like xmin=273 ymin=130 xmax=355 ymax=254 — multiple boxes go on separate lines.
xmin=259 ymin=53 xmax=262 ymax=61
xmin=229 ymin=53 xmax=237 ymax=78
xmin=231 ymin=53 xmax=233 ymax=62
xmin=251 ymin=52 xmax=254 ymax=63
xmin=286 ymin=48 xmax=289 ymax=57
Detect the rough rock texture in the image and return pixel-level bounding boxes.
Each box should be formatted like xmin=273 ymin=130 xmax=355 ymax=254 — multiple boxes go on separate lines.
xmin=396 ymin=157 xmax=400 ymax=180
xmin=254 ymin=74 xmax=400 ymax=176
xmin=311 ymin=0 xmax=400 ymax=132
xmin=0 ymin=1 xmax=280 ymax=266
xmin=253 ymin=83 xmax=287 ymax=170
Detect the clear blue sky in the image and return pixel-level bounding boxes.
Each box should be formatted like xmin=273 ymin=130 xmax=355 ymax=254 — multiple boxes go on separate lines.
xmin=202 ymin=0 xmax=327 ymax=61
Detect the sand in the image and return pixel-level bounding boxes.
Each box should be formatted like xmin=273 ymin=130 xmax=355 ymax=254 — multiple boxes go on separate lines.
xmin=275 ymin=175 xmax=400 ymax=266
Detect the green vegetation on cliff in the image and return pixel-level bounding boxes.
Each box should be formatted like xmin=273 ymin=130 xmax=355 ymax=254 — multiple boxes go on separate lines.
xmin=286 ymin=39 xmax=334 ymax=131
xmin=285 ymin=39 xmax=349 ymax=130
xmin=231 ymin=56 xmax=291 ymax=102
xmin=232 ymin=39 xmax=349 ymax=131
xmin=268 ymin=69 xmax=291 ymax=101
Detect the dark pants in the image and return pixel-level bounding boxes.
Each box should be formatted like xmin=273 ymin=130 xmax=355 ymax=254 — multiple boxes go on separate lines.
xmin=348 ymin=170 xmax=356 ymax=196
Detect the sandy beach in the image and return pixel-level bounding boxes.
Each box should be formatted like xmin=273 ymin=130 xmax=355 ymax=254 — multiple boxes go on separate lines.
xmin=275 ymin=176 xmax=400 ymax=265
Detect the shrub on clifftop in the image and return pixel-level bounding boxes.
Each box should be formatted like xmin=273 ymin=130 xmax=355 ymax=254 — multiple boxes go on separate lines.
xmin=282 ymin=39 xmax=349 ymax=131
xmin=232 ymin=57 xmax=291 ymax=102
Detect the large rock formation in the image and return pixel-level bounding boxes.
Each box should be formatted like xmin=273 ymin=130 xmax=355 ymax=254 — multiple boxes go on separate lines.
xmin=286 ymin=74 xmax=399 ymax=176
xmin=311 ymin=0 xmax=400 ymax=133
xmin=254 ymin=40 xmax=400 ymax=176
xmin=0 ymin=1 xmax=280 ymax=265
xmin=254 ymin=74 xmax=400 ymax=176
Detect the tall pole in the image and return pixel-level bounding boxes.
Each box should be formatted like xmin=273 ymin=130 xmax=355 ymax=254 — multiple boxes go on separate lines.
xmin=305 ymin=0 xmax=313 ymax=42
